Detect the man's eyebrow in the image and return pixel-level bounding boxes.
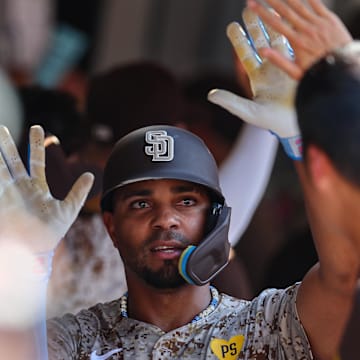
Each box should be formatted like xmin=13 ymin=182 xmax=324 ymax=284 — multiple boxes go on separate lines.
xmin=171 ymin=185 xmax=204 ymax=194
xmin=117 ymin=189 xmax=152 ymax=201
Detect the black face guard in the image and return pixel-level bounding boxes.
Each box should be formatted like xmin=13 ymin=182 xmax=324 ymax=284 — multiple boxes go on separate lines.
xmin=178 ymin=205 xmax=231 ymax=286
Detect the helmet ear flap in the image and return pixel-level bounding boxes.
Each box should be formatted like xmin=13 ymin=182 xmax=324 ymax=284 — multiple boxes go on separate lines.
xmin=178 ymin=206 xmax=231 ymax=286
xmin=204 ymin=203 xmax=223 ymax=235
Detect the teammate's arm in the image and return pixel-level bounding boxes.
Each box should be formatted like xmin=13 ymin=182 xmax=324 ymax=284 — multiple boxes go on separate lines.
xmin=209 ymin=2 xmax=358 ymax=358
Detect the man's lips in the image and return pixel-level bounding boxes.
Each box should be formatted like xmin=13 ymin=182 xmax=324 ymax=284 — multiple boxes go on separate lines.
xmin=150 ymin=241 xmax=186 ymax=259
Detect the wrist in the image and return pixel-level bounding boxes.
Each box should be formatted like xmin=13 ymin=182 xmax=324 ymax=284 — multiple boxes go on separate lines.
xmin=271 ymin=131 xmax=303 ymax=160
xmin=32 ymin=251 xmax=55 ymax=282
xmin=333 ymin=40 xmax=360 ymax=59
xmin=0 ymin=245 xmax=52 ymax=329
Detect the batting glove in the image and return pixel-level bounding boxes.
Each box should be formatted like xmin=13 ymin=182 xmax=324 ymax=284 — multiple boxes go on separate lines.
xmin=208 ymin=8 xmax=302 ymax=160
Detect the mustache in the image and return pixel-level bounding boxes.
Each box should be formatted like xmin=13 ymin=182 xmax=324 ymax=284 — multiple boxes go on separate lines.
xmin=144 ymin=230 xmax=191 ymax=246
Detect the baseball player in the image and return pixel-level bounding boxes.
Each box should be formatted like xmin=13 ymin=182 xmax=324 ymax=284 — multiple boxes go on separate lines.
xmin=0 ymin=1 xmax=357 ymax=359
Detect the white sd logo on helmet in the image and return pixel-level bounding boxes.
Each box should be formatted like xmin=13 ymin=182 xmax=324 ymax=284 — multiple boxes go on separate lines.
xmin=144 ymin=130 xmax=174 ymax=161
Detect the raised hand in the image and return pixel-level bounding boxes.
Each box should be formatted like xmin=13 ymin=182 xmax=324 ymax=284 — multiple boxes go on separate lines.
xmin=247 ymin=0 xmax=353 ymax=79
xmin=208 ymin=8 xmax=301 ymax=160
xmin=0 ymin=125 xmax=94 ymax=253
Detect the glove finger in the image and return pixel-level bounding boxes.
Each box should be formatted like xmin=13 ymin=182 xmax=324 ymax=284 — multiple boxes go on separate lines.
xmin=0 ymin=125 xmax=28 ymax=181
xmin=62 ymin=172 xmax=94 ymax=222
xmin=0 ymin=149 xmax=13 ymax=193
xmin=28 ymin=125 xmax=48 ymax=187
xmin=208 ymin=89 xmax=269 ymax=129
xmin=263 ymin=14 xmax=294 ymax=60
xmin=308 ymin=0 xmax=333 ymax=17
xmin=242 ymin=7 xmax=270 ymax=52
xmin=227 ymin=21 xmax=261 ymax=75
xmin=258 ymin=47 xmax=302 ymax=80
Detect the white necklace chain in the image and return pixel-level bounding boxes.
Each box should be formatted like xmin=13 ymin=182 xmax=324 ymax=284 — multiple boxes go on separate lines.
xmin=120 ymin=286 xmax=219 ymax=323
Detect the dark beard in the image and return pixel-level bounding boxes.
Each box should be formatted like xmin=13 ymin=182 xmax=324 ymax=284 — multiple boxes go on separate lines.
xmin=124 ymin=229 xmax=191 ymax=289
xmin=137 ymin=260 xmax=187 ymax=289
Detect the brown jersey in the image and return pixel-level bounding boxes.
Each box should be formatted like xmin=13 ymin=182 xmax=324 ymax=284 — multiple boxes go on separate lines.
xmin=47 ymin=283 xmax=312 ymax=360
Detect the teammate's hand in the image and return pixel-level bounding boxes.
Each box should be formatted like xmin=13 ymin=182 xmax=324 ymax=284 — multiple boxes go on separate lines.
xmin=208 ymin=8 xmax=301 ymax=160
xmin=246 ymin=0 xmax=353 ymax=80
xmin=0 ymin=125 xmax=94 ymax=252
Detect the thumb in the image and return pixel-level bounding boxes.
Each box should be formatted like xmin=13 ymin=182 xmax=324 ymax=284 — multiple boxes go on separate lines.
xmin=208 ymin=88 xmax=268 ymax=129
xmin=63 ymin=171 xmax=95 ymax=217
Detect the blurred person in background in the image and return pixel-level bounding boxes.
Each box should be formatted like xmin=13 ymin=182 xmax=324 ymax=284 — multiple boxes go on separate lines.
xmin=0 ymin=65 xmax=23 ymax=144
xmin=0 ymin=0 xmax=54 ymax=82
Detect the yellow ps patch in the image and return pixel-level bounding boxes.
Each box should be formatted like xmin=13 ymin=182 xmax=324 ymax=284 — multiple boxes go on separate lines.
xmin=210 ymin=335 xmax=245 ymax=359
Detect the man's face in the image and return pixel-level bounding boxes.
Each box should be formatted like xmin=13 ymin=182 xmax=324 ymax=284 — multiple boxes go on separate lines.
xmin=103 ymin=179 xmax=211 ymax=289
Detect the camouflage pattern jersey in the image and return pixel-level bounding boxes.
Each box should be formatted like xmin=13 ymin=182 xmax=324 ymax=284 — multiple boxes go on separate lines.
xmin=47 ymin=283 xmax=313 ymax=360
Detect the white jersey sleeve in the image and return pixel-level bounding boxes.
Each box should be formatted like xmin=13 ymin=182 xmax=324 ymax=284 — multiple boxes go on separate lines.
xmin=219 ymin=124 xmax=278 ymax=246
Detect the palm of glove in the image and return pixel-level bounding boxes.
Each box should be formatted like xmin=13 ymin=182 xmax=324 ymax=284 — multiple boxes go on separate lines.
xmin=0 ymin=125 xmax=94 ymax=252
xmin=208 ymin=7 xmax=299 ymax=139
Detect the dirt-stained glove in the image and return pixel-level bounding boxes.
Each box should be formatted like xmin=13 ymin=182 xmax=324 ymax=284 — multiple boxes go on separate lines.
xmin=0 ymin=125 xmax=93 ymax=359
xmin=208 ymin=8 xmax=302 ymax=160
xmin=0 ymin=124 xmax=94 ymax=253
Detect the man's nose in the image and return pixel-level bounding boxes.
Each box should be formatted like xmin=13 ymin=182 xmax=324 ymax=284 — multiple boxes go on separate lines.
xmin=152 ymin=205 xmax=180 ymax=230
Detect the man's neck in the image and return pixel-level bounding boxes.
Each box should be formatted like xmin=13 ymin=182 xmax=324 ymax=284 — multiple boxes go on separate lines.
xmin=125 ymin=284 xmax=213 ymax=332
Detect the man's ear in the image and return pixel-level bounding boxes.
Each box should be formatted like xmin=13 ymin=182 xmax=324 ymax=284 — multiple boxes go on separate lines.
xmin=305 ymin=145 xmax=337 ymax=191
xmin=102 ymin=212 xmax=118 ymax=248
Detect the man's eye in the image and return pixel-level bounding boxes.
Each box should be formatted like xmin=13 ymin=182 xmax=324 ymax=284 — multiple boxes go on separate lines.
xmin=180 ymin=198 xmax=196 ymax=206
xmin=132 ymin=200 xmax=150 ymax=209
